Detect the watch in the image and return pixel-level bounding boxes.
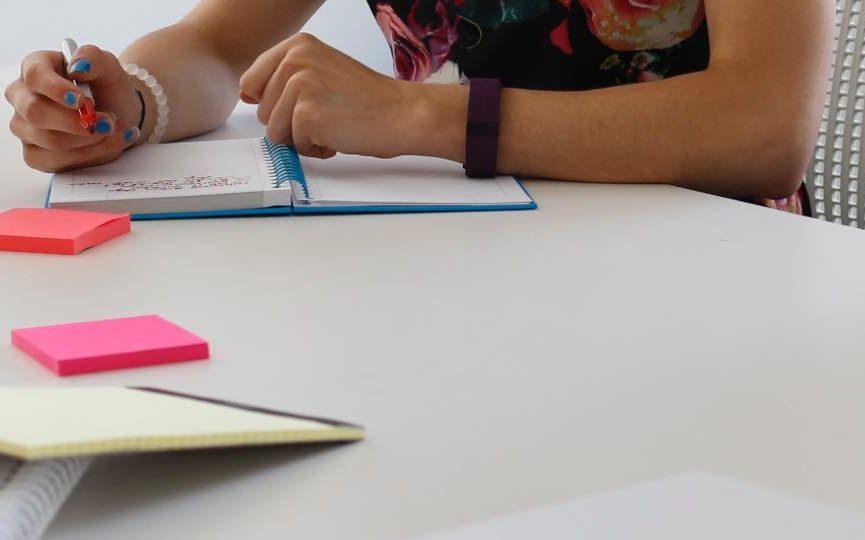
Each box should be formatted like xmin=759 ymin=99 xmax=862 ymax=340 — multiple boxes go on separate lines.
xmin=463 ymin=78 xmax=502 ymax=178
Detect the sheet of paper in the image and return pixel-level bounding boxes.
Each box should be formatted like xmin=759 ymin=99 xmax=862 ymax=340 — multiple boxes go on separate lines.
xmin=50 ymin=138 xmax=274 ymax=203
xmin=416 ymin=473 xmax=865 ymax=540
xmin=301 ymin=154 xmax=532 ymax=206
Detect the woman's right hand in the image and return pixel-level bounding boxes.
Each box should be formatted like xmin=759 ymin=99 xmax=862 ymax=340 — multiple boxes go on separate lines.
xmin=4 ymin=45 xmax=143 ymax=173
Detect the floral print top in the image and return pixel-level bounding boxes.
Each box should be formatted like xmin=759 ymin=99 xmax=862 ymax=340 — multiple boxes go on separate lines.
xmin=367 ymin=0 xmax=808 ymax=214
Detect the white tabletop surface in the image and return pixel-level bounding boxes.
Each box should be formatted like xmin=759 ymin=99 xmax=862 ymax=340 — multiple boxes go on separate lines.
xmin=2 ymin=66 xmax=865 ymax=539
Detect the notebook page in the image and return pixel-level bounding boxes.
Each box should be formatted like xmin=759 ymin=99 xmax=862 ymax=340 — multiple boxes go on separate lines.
xmin=300 ymin=154 xmax=531 ymax=206
xmin=0 ymin=456 xmax=92 ymax=540
xmin=50 ymin=138 xmax=275 ymax=204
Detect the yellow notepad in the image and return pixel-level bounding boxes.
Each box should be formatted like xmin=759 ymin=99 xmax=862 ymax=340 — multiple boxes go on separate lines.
xmin=0 ymin=387 xmax=364 ymax=460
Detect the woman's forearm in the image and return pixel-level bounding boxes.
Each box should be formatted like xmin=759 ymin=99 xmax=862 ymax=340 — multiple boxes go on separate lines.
xmin=500 ymin=69 xmax=823 ymax=199
xmin=416 ymin=66 xmax=824 ymax=200
xmin=120 ymin=0 xmax=323 ymax=142
xmin=119 ymin=23 xmax=240 ymax=142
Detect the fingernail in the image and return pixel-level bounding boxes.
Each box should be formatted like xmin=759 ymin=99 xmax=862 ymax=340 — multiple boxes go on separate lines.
xmin=123 ymin=127 xmax=140 ymax=144
xmin=69 ymin=59 xmax=92 ymax=74
xmin=94 ymin=118 xmax=112 ymax=134
xmin=240 ymin=92 xmax=259 ymax=104
xmin=64 ymin=91 xmax=80 ymax=108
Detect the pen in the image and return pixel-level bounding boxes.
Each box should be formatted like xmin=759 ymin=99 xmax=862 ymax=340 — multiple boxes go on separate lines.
xmin=60 ymin=38 xmax=98 ymax=132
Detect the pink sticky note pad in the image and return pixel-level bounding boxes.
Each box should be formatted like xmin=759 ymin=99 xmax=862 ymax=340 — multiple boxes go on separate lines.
xmin=0 ymin=208 xmax=130 ymax=255
xmin=11 ymin=315 xmax=209 ymax=376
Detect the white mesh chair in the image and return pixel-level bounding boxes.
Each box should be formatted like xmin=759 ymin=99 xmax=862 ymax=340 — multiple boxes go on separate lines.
xmin=806 ymin=0 xmax=864 ymax=226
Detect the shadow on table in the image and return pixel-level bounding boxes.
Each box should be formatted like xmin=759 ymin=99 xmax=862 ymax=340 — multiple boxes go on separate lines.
xmin=48 ymin=442 xmax=354 ymax=530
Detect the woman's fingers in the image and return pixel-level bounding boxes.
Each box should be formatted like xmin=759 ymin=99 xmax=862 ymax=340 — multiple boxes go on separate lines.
xmin=6 ymin=46 xmax=142 ymax=173
xmin=7 ymin=77 xmax=121 ymax=138
xmin=291 ymin=102 xmax=335 ymax=159
xmin=240 ymin=32 xmax=323 ymax=109
xmin=9 ymin=114 xmax=105 ymax=151
xmin=21 ymin=127 xmax=140 ymax=173
xmin=5 ymin=78 xmax=92 ymax=135
xmin=255 ymin=34 xmax=330 ymax=144
xmin=256 ymin=58 xmax=296 ymax=125
xmin=266 ymin=71 xmax=312 ymax=146
xmin=19 ymin=51 xmax=83 ymax=109
xmin=239 ymin=37 xmax=293 ymax=103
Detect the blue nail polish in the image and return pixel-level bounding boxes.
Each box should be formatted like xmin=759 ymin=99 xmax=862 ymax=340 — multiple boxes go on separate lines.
xmin=94 ymin=119 xmax=112 ymax=134
xmin=64 ymin=91 xmax=79 ymax=107
xmin=123 ymin=127 xmax=138 ymax=143
xmin=69 ymin=59 xmax=91 ymax=74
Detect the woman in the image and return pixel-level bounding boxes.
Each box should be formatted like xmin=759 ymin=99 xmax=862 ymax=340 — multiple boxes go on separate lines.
xmin=4 ymin=0 xmax=832 ymax=213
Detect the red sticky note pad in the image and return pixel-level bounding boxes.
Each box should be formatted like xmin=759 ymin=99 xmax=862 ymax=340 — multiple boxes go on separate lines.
xmin=0 ymin=208 xmax=130 ymax=255
xmin=11 ymin=315 xmax=210 ymax=376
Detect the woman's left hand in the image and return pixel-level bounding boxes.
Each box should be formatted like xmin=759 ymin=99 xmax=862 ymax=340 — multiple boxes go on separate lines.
xmin=240 ymin=32 xmax=446 ymax=159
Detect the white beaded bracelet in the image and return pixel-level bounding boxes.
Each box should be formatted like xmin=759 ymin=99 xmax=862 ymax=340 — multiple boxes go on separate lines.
xmin=123 ymin=63 xmax=169 ymax=144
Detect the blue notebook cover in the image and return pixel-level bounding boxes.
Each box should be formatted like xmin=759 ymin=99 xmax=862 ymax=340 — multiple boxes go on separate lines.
xmin=48 ymin=138 xmax=537 ymax=220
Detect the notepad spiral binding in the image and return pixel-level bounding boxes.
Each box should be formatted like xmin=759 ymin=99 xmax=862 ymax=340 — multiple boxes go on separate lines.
xmin=260 ymin=137 xmax=308 ymax=198
xmin=0 ymin=457 xmax=92 ymax=540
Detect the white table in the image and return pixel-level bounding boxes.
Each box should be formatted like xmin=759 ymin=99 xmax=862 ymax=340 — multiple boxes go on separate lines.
xmin=2 ymin=67 xmax=865 ymax=539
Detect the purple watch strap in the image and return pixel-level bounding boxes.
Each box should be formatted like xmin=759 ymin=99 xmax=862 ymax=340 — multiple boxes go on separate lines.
xmin=464 ymin=78 xmax=501 ymax=178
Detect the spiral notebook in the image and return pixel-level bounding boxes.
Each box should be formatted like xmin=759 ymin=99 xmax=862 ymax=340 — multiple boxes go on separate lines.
xmin=0 ymin=387 xmax=364 ymax=461
xmin=46 ymin=137 xmax=536 ymax=220
xmin=0 ymin=386 xmax=362 ymax=539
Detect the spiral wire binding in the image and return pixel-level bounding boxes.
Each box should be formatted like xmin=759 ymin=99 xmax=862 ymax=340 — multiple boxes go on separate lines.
xmin=0 ymin=456 xmax=92 ymax=540
xmin=260 ymin=138 xmax=308 ymax=199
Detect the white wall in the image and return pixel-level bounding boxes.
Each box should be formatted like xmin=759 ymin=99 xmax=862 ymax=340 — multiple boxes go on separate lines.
xmin=0 ymin=0 xmax=394 ymax=74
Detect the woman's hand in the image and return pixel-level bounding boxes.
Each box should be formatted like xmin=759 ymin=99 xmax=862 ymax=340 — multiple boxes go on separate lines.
xmin=240 ymin=33 xmax=466 ymax=160
xmin=4 ymin=45 xmax=142 ymax=173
